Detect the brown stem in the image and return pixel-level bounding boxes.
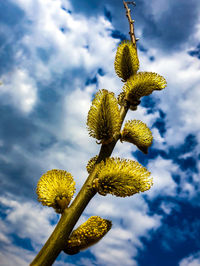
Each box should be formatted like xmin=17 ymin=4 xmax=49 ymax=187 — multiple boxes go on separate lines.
xmin=123 ymin=1 xmax=138 ymax=47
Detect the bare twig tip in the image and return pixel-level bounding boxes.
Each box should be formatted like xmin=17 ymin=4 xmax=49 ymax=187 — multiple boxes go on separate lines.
xmin=126 ymin=1 xmax=136 ymax=6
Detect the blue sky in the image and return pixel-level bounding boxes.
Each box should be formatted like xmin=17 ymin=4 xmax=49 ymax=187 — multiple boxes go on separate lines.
xmin=0 ymin=0 xmax=200 ymax=265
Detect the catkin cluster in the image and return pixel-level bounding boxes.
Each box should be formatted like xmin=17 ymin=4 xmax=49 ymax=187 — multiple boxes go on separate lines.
xmin=35 ymin=34 xmax=166 ymax=257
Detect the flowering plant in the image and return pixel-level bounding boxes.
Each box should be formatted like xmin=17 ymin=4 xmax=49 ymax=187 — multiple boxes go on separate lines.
xmin=31 ymin=2 xmax=166 ymax=265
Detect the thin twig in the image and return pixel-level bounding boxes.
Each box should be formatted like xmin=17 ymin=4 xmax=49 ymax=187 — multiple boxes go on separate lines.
xmin=123 ymin=1 xmax=138 ymax=48
xmin=126 ymin=1 xmax=136 ymax=6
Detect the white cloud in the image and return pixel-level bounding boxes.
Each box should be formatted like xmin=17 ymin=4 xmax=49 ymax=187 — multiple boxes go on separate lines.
xmin=1 ymin=0 xmax=200 ymax=265
xmin=83 ymin=193 xmax=161 ymax=266
xmin=179 ymin=251 xmax=200 ymax=266
xmin=62 ymin=85 xmax=96 ymax=151
xmin=151 ymin=127 xmax=166 ymax=149
xmin=139 ymin=39 xmax=200 ymax=202
xmin=159 ymin=201 xmax=179 ymax=215
xmin=0 ymin=69 xmax=37 ymax=113
xmin=147 ymin=156 xmax=178 ymax=198
xmin=89 ymin=208 xmax=161 ymax=266
xmin=0 ymin=195 xmax=57 ymax=248
xmin=0 ymin=194 xmax=60 ymax=265
xmin=139 ymin=44 xmax=200 ymax=148
xmin=0 ymin=192 xmax=161 ymax=266
xmin=0 ymin=245 xmax=34 ymax=266
xmin=10 ymin=0 xmax=117 ymax=83
xmin=145 ymin=0 xmax=171 ymax=21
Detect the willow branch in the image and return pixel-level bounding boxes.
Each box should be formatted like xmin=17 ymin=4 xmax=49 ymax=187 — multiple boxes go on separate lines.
xmin=31 ymin=2 xmax=137 ymax=266
xmin=123 ymin=1 xmax=138 ymax=48
xmin=30 ymin=104 xmax=130 ymax=266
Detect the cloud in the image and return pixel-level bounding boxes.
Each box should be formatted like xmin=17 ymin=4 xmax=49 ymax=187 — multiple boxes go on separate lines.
xmin=138 ymin=45 xmax=200 ymax=147
xmin=69 ymin=0 xmax=200 ymax=51
xmin=140 ymin=0 xmax=200 ymax=50
xmin=136 ymin=41 xmax=200 ymax=203
xmin=146 ymin=156 xmax=178 ymax=198
xmin=9 ymin=0 xmax=117 ymax=81
xmin=0 ymin=193 xmax=161 ymax=266
xmin=83 ymin=194 xmax=161 ymax=266
xmin=0 ymin=195 xmax=57 ymax=247
xmin=0 ymin=69 xmax=37 ymax=113
xmin=1 ymin=0 xmax=200 ymax=265
xmin=0 ymin=194 xmax=60 ymax=265
xmin=0 ymin=0 xmax=121 ymax=198
xmin=179 ymin=251 xmax=200 ymax=266
xmin=0 ymin=245 xmax=34 ymax=266
xmin=159 ymin=201 xmax=179 ymax=215
xmin=0 ymin=1 xmax=27 ymax=76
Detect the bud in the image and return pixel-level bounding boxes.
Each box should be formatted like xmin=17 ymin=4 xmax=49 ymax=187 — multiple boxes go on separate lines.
xmin=36 ymin=169 xmax=75 ymax=213
xmin=87 ymin=89 xmax=121 ymax=144
xmin=93 ymin=157 xmax=153 ymax=197
xmin=114 ymin=40 xmax=139 ymax=81
xmin=117 ymin=91 xmax=126 ymax=107
xmin=86 ymin=155 xmax=98 ymax=174
xmin=123 ymin=72 xmax=167 ymax=104
xmin=121 ymin=120 xmax=153 ymax=154
xmin=117 ymin=92 xmax=140 ymax=110
xmin=64 ymin=216 xmax=112 ymax=254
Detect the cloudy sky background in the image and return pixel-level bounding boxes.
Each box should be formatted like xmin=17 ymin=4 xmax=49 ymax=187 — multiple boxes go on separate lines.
xmin=0 ymin=0 xmax=200 ymax=265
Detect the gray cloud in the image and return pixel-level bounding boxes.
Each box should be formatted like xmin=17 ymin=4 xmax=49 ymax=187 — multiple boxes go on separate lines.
xmin=70 ymin=0 xmax=200 ymax=51
xmin=0 ymin=1 xmax=30 ymax=75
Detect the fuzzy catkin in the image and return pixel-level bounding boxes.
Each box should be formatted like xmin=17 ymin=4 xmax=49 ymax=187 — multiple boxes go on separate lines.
xmin=86 ymin=155 xmax=98 ymax=174
xmin=64 ymin=216 xmax=112 ymax=254
xmin=121 ymin=120 xmax=153 ymax=154
xmin=93 ymin=157 xmax=153 ymax=197
xmin=36 ymin=169 xmax=75 ymax=213
xmin=87 ymin=89 xmax=121 ymax=144
xmin=114 ymin=40 xmax=139 ymax=81
xmin=123 ymin=71 xmax=167 ymax=103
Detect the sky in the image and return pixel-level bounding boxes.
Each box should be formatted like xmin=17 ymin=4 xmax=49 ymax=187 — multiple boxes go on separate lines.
xmin=0 ymin=0 xmax=200 ymax=265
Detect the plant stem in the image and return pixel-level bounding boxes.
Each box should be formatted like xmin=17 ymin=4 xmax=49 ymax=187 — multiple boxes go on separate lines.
xmin=31 ymin=2 xmax=137 ymax=264
xmin=123 ymin=1 xmax=138 ymax=48
xmin=30 ymin=104 xmax=130 ymax=266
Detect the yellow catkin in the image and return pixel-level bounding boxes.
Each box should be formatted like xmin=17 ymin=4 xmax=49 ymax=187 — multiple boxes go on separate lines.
xmin=86 ymin=155 xmax=98 ymax=174
xmin=64 ymin=216 xmax=112 ymax=254
xmin=117 ymin=92 xmax=126 ymax=107
xmin=121 ymin=120 xmax=153 ymax=154
xmin=123 ymin=72 xmax=167 ymax=103
xmin=93 ymin=157 xmax=153 ymax=197
xmin=87 ymin=89 xmax=121 ymax=144
xmin=114 ymin=40 xmax=139 ymax=81
xmin=36 ymin=169 xmax=76 ymax=213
